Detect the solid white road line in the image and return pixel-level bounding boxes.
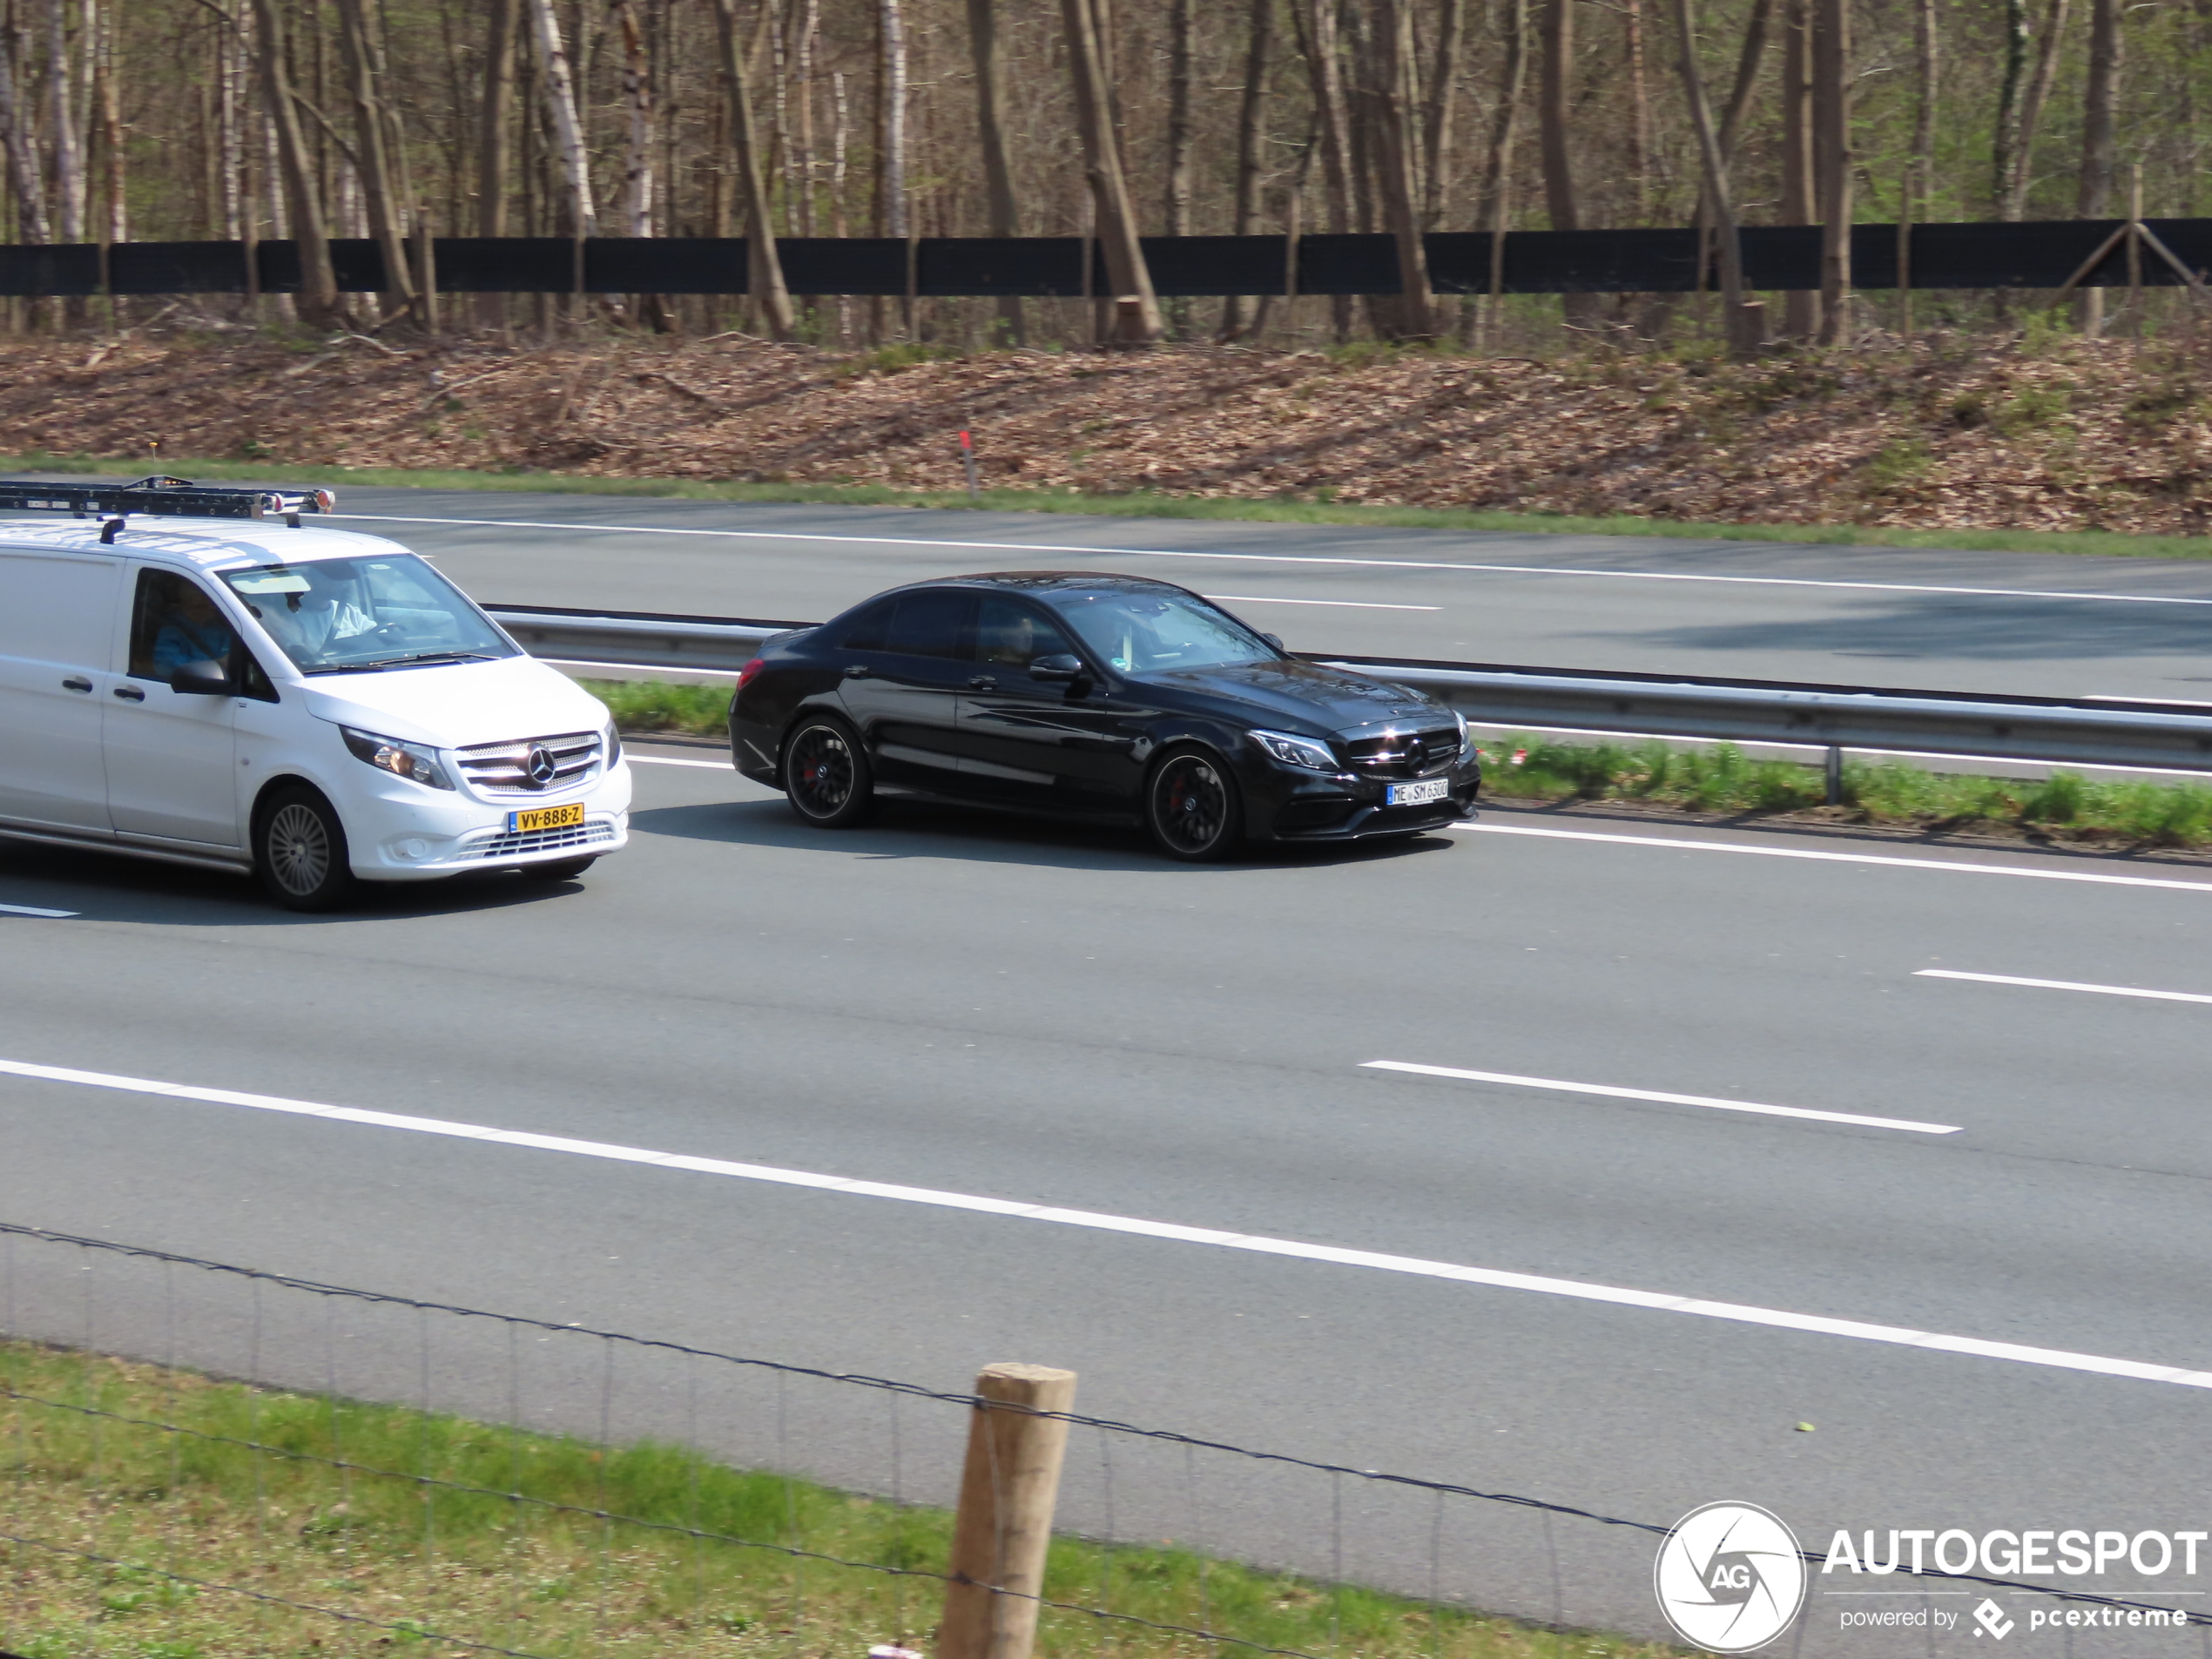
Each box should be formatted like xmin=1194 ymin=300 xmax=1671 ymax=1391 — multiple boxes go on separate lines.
xmin=1360 ymin=1061 xmax=1961 ymax=1134
xmin=540 ymin=656 xmax=742 ymax=678
xmin=628 ymin=754 xmax=732 ymax=770
xmin=1205 ymin=594 xmax=1442 ymax=611
xmin=1456 ymin=822 xmax=2212 ymax=893
xmin=1916 ymin=968 xmax=2212 ymax=1006
xmin=4 ymin=1054 xmax=2204 ymax=1391
xmin=0 ymin=902 xmax=75 ymax=918
xmin=336 ymin=514 xmax=2212 ymax=610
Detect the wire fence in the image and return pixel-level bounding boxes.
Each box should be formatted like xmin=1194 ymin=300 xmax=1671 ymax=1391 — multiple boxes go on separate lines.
xmin=2 ymin=1220 xmax=2204 ymax=1659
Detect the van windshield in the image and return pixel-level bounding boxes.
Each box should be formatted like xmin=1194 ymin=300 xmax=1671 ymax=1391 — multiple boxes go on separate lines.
xmin=220 ymin=554 xmax=517 ymax=674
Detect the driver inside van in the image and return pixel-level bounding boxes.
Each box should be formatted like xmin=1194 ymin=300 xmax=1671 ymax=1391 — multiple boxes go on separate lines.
xmin=252 ymin=566 xmax=376 ymax=664
xmin=152 ymin=583 xmax=235 ymax=676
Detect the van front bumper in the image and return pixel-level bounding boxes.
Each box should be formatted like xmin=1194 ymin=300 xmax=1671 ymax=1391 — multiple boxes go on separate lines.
xmin=342 ymin=764 xmax=633 ymax=880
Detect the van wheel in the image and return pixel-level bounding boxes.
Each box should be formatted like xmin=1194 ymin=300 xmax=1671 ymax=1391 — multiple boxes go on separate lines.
xmin=256 ymin=786 xmax=358 ymax=912
xmin=783 ymin=716 xmax=873 ymax=827
xmin=520 ymin=856 xmax=597 ymax=881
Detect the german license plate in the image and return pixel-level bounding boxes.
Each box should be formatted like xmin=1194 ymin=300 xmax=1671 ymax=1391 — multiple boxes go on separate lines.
xmin=1386 ymin=778 xmax=1450 ymax=807
xmin=509 ymin=802 xmax=585 ymax=833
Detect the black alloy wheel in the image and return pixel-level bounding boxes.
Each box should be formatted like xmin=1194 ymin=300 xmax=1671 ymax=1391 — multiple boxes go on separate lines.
xmin=784 ymin=717 xmax=874 ymax=827
xmin=519 ymin=856 xmax=597 ymax=881
xmin=1146 ymin=747 xmax=1242 ymax=862
xmin=255 ymin=785 xmax=359 ymax=912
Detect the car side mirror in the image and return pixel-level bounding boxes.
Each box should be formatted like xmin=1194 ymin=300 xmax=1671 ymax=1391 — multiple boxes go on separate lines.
xmin=1028 ymin=653 xmax=1084 ymax=683
xmin=1262 ymin=633 xmax=1285 ymax=651
xmin=170 ymin=659 xmax=232 ymax=696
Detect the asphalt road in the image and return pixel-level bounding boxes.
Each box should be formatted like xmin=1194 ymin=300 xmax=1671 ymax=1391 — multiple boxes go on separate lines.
xmin=5 ymin=493 xmax=2212 ymax=1655
xmin=322 ymin=488 xmax=2212 ymax=699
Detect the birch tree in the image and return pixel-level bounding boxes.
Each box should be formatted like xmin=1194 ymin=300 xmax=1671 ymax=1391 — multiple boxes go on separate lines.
xmin=613 ymin=0 xmax=654 ymax=237
xmin=1062 ymin=0 xmax=1160 ymax=342
xmin=526 ymin=0 xmax=597 ymax=236
xmin=711 ymin=0 xmax=796 ymax=337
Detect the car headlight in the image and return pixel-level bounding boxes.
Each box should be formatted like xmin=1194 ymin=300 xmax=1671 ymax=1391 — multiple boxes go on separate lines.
xmin=1249 ymin=729 xmax=1339 ymax=772
xmin=605 ymin=722 xmax=623 ymax=765
xmin=1453 ymin=708 xmax=1470 ymax=752
xmin=341 ymin=726 xmax=455 ymax=790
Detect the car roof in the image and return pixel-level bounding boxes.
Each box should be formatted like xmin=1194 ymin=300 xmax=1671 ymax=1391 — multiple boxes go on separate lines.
xmin=874 ymin=571 xmax=1190 ymax=599
xmin=0 ymin=516 xmax=413 ymax=572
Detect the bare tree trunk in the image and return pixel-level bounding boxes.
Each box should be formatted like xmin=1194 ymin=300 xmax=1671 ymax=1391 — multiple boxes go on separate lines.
xmin=1779 ymin=0 xmax=1817 ymax=337
xmin=1423 ymin=0 xmax=1466 ymax=228
xmin=216 ymin=10 xmax=245 ymax=239
xmin=2002 ymin=0 xmax=2070 ymax=220
xmin=1718 ymin=0 xmax=1773 ymax=153
xmin=334 ymin=0 xmax=415 ymax=318
xmin=252 ymin=0 xmax=341 ymax=325
xmin=1992 ymin=0 xmax=2027 ymax=215
xmin=1062 ymin=0 xmax=1160 ymax=342
xmin=2074 ymin=0 xmax=2121 ymax=334
xmin=1298 ymin=0 xmax=1355 ymax=341
xmin=613 ymin=0 xmax=653 ymax=236
xmin=1538 ymin=0 xmax=1597 ymax=328
xmin=711 ymin=0 xmax=795 ymax=337
xmin=1474 ymin=0 xmax=1530 ymax=344
xmin=1811 ymin=0 xmax=1851 ymax=345
xmin=525 ymin=0 xmax=597 ymax=235
xmin=1370 ymin=0 xmax=1433 ymax=337
xmin=1625 ymin=0 xmax=1652 ymax=219
xmin=47 ymin=0 xmax=83 ymax=242
xmin=477 ymin=0 xmax=519 ymax=327
xmin=1221 ymin=0 xmax=1274 ymax=339
xmin=964 ymin=0 xmax=1022 ymax=343
xmin=0 ymin=24 xmax=51 ymax=244
xmin=1673 ymin=0 xmax=1750 ymax=351
xmin=1163 ymin=0 xmax=1193 ymax=239
xmin=879 ymin=0 xmax=907 ymax=335
xmin=94 ymin=0 xmax=120 ymax=244
xmin=1912 ymin=0 xmax=1936 ymax=211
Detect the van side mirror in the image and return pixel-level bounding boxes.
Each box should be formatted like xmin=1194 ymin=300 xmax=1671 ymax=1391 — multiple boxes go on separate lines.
xmin=170 ymin=659 xmax=231 ymax=696
xmin=1028 ymin=653 xmax=1084 ymax=683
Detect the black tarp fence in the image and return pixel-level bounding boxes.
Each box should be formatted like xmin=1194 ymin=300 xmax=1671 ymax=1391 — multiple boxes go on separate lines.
xmin=3 ymin=219 xmax=2204 ymax=299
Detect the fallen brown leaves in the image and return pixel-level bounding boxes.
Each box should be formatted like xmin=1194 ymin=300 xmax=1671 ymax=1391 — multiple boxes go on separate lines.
xmin=4 ymin=326 xmax=2210 ymax=535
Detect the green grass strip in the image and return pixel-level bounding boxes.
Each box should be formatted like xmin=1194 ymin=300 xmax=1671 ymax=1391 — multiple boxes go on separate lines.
xmin=0 ymin=1339 xmax=1673 ymax=1659
xmin=0 ymin=449 xmax=2206 ymax=561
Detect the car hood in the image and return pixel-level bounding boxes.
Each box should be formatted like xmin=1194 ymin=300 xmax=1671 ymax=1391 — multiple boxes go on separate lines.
xmin=298 ymin=655 xmax=612 ymax=749
xmin=1142 ymin=658 xmax=1445 ymax=732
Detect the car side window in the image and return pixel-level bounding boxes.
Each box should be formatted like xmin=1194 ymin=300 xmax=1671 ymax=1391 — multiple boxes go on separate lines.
xmin=835 ymin=597 xmax=894 ymax=651
xmin=882 ymin=589 xmax=973 ymax=659
xmin=971 ymin=596 xmax=1078 ymax=668
xmin=127 ymin=567 xmax=278 ymax=700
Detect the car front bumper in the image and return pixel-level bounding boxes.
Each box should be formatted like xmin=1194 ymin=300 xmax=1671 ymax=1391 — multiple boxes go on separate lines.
xmin=1246 ymin=757 xmax=1482 ymax=843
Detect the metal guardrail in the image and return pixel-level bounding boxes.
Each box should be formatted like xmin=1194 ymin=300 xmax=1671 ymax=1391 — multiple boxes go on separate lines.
xmin=484 ymin=604 xmax=2212 ymax=786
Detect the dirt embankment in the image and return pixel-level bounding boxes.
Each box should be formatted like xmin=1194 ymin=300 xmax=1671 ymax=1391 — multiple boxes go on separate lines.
xmin=2 ymin=327 xmax=2207 ymax=535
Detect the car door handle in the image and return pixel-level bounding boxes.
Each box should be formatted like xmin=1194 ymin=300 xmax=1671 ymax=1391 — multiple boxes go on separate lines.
xmin=61 ymin=676 xmax=91 ymax=693
xmin=968 ymin=675 xmax=997 ymax=690
xmin=111 ymin=685 xmax=145 ymax=702
xmin=842 ymin=664 xmax=870 ymax=678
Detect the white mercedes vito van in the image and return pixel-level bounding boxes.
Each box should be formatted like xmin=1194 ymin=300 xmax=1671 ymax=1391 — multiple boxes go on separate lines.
xmin=0 ymin=477 xmax=631 ymax=909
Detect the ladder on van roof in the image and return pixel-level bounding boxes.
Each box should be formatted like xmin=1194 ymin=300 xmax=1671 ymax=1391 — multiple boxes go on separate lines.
xmin=0 ymin=475 xmax=334 ymax=524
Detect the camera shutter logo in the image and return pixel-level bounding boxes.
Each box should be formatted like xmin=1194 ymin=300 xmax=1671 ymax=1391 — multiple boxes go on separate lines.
xmin=1653 ymin=1501 xmax=1808 ymax=1653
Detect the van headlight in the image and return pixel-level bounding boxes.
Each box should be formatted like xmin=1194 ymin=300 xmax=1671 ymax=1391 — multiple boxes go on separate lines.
xmin=341 ymin=726 xmax=455 ymax=790
xmin=1249 ymin=729 xmax=1339 ymax=772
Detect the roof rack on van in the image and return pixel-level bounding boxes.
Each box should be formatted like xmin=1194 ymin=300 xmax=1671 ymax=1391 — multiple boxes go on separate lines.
xmin=0 ymin=475 xmax=336 ymax=525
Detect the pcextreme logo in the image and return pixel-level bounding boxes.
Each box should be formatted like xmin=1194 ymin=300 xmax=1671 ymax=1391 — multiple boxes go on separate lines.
xmin=1654 ymin=1501 xmax=1811 ymax=1654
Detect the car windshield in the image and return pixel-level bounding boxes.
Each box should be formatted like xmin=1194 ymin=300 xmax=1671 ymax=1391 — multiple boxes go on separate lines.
xmin=219 ymin=554 xmax=517 ymax=674
xmin=1046 ymin=589 xmax=1278 ymax=676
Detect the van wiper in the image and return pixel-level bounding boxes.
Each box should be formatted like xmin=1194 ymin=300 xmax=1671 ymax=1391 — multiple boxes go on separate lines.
xmin=357 ymin=651 xmax=502 ymax=670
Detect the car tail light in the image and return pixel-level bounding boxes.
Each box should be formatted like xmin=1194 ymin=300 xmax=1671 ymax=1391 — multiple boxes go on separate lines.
xmin=737 ymin=657 xmax=765 ymax=690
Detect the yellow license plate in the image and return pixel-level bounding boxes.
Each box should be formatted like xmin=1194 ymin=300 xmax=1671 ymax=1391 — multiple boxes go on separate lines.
xmin=509 ymin=802 xmax=585 ymax=833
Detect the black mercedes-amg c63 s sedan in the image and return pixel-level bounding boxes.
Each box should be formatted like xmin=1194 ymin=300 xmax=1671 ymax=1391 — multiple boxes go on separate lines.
xmin=728 ymin=572 xmax=1481 ymax=861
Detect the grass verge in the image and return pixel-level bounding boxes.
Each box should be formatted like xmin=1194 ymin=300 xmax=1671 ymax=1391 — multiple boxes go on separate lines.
xmin=1 ymin=450 xmax=2206 ymax=563
xmin=588 ymin=676 xmax=2212 ymax=849
xmin=0 ymin=1339 xmax=1671 ymax=1659
xmin=1479 ymin=736 xmax=2212 ymax=849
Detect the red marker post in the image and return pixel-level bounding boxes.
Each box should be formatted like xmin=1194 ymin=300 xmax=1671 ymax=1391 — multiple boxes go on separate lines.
xmin=960 ymin=429 xmax=980 ymax=503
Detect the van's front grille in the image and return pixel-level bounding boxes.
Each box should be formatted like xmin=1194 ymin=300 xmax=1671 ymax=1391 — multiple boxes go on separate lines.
xmin=1344 ymin=726 xmax=1461 ymax=779
xmin=465 ymin=819 xmax=619 ymax=860
xmin=455 ymin=731 xmax=603 ymax=796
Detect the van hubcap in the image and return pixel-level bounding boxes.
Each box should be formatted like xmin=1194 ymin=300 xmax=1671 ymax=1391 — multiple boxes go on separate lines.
xmin=266 ymin=804 xmax=331 ymax=894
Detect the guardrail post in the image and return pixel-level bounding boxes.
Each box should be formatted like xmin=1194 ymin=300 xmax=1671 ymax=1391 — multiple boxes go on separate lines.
xmin=936 ymin=1363 xmax=1078 ymax=1659
xmin=1824 ymin=745 xmax=1844 ymax=806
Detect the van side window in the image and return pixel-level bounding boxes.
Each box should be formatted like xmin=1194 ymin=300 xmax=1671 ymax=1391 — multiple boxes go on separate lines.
xmin=127 ymin=568 xmax=278 ymax=700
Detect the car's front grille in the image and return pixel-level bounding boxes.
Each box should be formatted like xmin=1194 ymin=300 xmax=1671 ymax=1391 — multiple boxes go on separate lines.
xmin=455 ymin=731 xmax=603 ymax=796
xmin=1344 ymin=726 xmax=1461 ymax=779
xmin=465 ymin=819 xmax=619 ymax=860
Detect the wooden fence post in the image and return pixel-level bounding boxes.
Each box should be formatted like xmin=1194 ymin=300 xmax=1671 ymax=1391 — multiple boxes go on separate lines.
xmin=936 ymin=1363 xmax=1077 ymax=1659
